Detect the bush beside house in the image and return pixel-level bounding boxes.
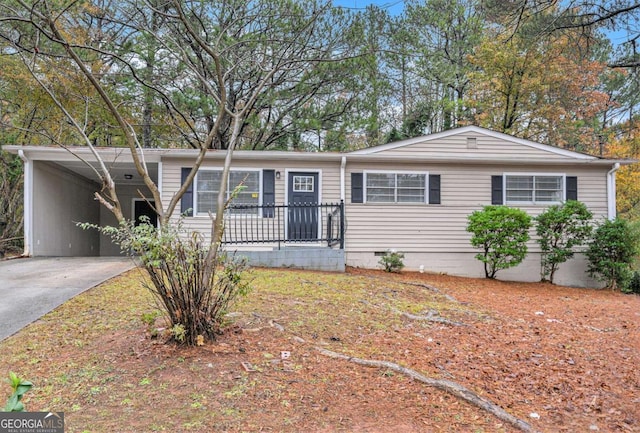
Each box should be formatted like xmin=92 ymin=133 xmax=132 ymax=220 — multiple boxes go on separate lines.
xmin=468 ymin=203 xmax=639 ymax=292
xmin=585 ymin=218 xmax=640 ymax=291
xmin=535 ymin=200 xmax=593 ymax=284
xmin=466 ymin=206 xmax=532 ymax=279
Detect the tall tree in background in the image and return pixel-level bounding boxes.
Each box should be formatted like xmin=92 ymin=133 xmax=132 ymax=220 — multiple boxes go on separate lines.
xmin=607 ymin=120 xmax=640 ymax=219
xmin=402 ymin=0 xmax=484 ymax=135
xmin=607 ymin=43 xmax=640 ymax=124
xmin=481 ymin=0 xmax=640 ymax=42
xmin=478 ymin=0 xmax=640 ymax=149
xmin=0 ymin=32 xmax=118 ymax=147
xmin=348 ymin=5 xmax=395 ymax=147
xmin=468 ymin=22 xmax=611 ymax=152
xmin=0 ymin=150 xmax=22 ymax=257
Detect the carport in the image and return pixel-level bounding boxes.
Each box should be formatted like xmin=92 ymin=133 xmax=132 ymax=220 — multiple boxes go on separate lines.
xmin=3 ymin=146 xmax=163 ymax=257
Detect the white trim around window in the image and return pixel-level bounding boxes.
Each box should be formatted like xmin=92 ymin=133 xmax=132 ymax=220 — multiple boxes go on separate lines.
xmin=194 ymin=168 xmax=263 ymax=216
xmin=503 ymin=172 xmax=566 ymax=205
xmin=363 ymin=170 xmax=429 ymax=204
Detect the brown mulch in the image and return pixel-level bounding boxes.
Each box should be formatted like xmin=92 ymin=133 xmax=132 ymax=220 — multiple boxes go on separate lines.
xmin=2 ymin=267 xmax=639 ymax=433
xmin=365 ymin=269 xmax=640 ymax=433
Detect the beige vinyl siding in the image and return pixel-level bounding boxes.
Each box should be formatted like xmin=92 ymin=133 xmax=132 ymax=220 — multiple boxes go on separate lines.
xmin=378 ymin=131 xmax=579 ymax=161
xmin=346 ymin=250 xmax=601 ymax=287
xmin=345 ymin=162 xmax=609 ymax=255
xmin=346 ymin=206 xmax=476 ymax=252
xmin=161 ymin=157 xmax=341 ymax=237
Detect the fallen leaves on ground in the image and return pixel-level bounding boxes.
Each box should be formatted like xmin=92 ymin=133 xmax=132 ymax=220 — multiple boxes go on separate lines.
xmin=0 ymin=266 xmax=638 ymax=433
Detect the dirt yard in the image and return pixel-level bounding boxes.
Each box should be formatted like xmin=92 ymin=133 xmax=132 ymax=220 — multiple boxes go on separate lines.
xmin=1 ymin=267 xmax=638 ymax=432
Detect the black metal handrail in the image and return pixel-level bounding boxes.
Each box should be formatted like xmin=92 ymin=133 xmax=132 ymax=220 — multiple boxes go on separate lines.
xmin=222 ymin=201 xmax=344 ymax=249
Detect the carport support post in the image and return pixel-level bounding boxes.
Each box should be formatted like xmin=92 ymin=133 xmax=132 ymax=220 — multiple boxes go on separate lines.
xmin=18 ymin=150 xmax=31 ymax=256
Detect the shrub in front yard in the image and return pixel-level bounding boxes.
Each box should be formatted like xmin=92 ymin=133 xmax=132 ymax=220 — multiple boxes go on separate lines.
xmin=80 ymin=218 xmax=251 ymax=345
xmin=535 ymin=200 xmax=593 ymax=284
xmin=585 ymin=218 xmax=639 ymax=290
xmin=467 ymin=206 xmax=532 ymax=279
xmin=379 ymin=250 xmax=405 ymax=273
xmin=625 ymin=270 xmax=640 ymax=294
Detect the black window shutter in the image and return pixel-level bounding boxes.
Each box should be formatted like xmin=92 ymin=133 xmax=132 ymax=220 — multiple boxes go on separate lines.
xmin=181 ymin=167 xmax=194 ymax=216
xmin=351 ymin=173 xmax=363 ymax=203
xmin=491 ymin=175 xmax=503 ymax=205
xmin=566 ymin=176 xmax=578 ymax=201
xmin=428 ymin=174 xmax=441 ymax=204
xmin=262 ymin=169 xmax=275 ymax=217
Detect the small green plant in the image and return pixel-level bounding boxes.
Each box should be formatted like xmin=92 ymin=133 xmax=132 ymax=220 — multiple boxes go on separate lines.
xmin=141 ymin=310 xmax=163 ymax=338
xmin=379 ymin=250 xmax=405 ymax=273
xmin=171 ymin=324 xmax=186 ymax=343
xmin=141 ymin=310 xmax=161 ymax=327
xmin=3 ymin=372 xmax=32 ymax=412
xmin=623 ymin=270 xmax=640 ymax=294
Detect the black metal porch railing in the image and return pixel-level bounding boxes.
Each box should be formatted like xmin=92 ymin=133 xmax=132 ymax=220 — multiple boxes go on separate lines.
xmin=222 ymin=201 xmax=344 ymax=249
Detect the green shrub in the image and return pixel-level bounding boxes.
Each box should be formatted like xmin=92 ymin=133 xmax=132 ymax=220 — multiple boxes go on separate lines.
xmin=467 ymin=206 xmax=532 ymax=279
xmin=3 ymin=372 xmax=32 ymax=412
xmin=379 ymin=250 xmax=405 ymax=273
xmin=624 ymin=271 xmax=640 ymax=294
xmin=535 ymin=200 xmax=593 ymax=283
xmin=585 ymin=218 xmax=640 ymax=290
xmin=79 ymin=218 xmax=251 ymax=345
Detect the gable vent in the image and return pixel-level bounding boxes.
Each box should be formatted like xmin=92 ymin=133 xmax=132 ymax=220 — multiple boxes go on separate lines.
xmin=467 ymin=137 xmax=477 ymax=149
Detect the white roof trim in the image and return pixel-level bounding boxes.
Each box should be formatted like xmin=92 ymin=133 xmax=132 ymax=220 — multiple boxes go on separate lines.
xmin=2 ymin=145 xmax=165 ymax=163
xmin=345 ymin=154 xmax=630 ymax=166
xmin=348 ymin=125 xmax=599 ymax=160
xmin=1 ymin=145 xmax=344 ymax=162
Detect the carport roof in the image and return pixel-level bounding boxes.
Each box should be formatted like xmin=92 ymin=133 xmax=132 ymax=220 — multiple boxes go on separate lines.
xmin=3 ymin=145 xmax=165 ymax=163
xmin=3 ymin=145 xmax=162 ymax=186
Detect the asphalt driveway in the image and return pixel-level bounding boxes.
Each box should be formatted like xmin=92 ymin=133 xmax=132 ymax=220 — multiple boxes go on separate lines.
xmin=0 ymin=257 xmax=135 ymax=340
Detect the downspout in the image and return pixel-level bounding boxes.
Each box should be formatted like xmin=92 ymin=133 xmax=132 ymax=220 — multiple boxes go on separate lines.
xmin=340 ymin=156 xmax=346 ymax=201
xmin=18 ymin=150 xmax=31 ymax=256
xmin=340 ymin=156 xmax=347 ymax=252
xmin=607 ymin=163 xmax=620 ymax=220
xmin=157 ymin=161 xmax=163 ymax=227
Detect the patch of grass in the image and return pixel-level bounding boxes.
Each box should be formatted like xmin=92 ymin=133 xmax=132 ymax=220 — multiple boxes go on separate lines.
xmin=0 ymin=267 xmax=482 ymax=432
xmin=224 ymin=376 xmax=256 ymax=399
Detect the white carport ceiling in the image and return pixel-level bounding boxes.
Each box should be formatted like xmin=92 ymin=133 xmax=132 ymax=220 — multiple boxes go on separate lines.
xmin=51 ymin=160 xmax=158 ymax=186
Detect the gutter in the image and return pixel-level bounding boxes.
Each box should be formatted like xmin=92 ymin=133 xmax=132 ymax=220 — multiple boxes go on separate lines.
xmin=343 ymin=153 xmax=628 ymax=166
xmin=18 ymin=150 xmax=31 ymax=256
xmin=607 ymin=163 xmax=620 ymax=220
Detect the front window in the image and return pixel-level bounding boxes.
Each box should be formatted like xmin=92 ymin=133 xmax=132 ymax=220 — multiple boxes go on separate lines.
xmin=196 ymin=170 xmax=260 ymax=215
xmin=366 ymin=172 xmax=426 ymax=203
xmin=505 ymin=174 xmax=563 ymax=204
